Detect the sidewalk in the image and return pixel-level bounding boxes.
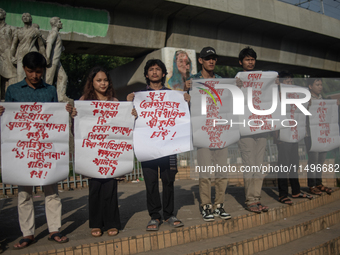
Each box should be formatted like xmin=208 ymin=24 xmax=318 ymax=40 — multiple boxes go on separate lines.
xmin=0 ymin=179 xmax=308 ymax=254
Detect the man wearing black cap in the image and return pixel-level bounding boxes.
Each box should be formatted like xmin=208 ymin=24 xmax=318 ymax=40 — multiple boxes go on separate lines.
xmin=185 ymin=47 xmax=231 ymax=222
xmin=185 ymin=47 xmax=220 ymax=87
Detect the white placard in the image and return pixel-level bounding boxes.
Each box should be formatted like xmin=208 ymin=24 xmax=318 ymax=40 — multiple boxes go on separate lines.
xmin=1 ymin=102 xmax=69 ymax=185
xmin=309 ymin=100 xmax=340 ymax=152
xmin=74 ymin=101 xmax=134 ymax=178
xmin=191 ymin=78 xmax=240 ymax=148
xmin=133 ymin=90 xmax=191 ymax=161
xmin=235 ymin=71 xmax=286 ymax=136
xmin=279 ymin=84 xmax=308 ymax=143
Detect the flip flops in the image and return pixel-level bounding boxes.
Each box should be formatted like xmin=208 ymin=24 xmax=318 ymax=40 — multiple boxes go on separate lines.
xmin=245 ymin=202 xmax=262 ymax=213
xmin=165 ymin=216 xmax=184 ymax=228
xmin=292 ymin=192 xmax=313 ymax=200
xmin=146 ymin=219 xmax=161 ymax=231
xmin=309 ymin=186 xmax=322 ymax=195
xmin=107 ymin=228 xmax=119 ymax=236
xmin=48 ymin=232 xmax=69 ymax=243
xmin=279 ymin=197 xmax=293 ymax=205
xmin=13 ymin=238 xmax=37 ymax=249
xmin=257 ymin=202 xmax=269 ymax=211
xmin=91 ymin=228 xmax=102 ymax=237
xmin=316 ymin=185 xmax=333 ymax=195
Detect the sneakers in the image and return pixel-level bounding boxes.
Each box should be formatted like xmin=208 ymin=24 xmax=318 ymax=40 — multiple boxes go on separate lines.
xmin=201 ymin=204 xmax=214 ymax=221
xmin=213 ymin=204 xmax=231 ymax=220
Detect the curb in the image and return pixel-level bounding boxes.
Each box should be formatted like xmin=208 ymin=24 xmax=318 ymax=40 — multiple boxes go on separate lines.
xmin=187 ymin=209 xmax=340 ymax=255
xmin=21 ymin=189 xmax=340 ymax=255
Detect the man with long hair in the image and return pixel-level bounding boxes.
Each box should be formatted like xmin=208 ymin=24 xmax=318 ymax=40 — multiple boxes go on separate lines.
xmin=127 ymin=59 xmax=189 ymax=231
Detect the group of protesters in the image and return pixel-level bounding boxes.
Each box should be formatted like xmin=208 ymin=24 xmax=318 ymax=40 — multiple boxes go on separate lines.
xmin=0 ymin=44 xmax=339 ymax=250
xmin=184 ymin=46 xmax=337 ymax=216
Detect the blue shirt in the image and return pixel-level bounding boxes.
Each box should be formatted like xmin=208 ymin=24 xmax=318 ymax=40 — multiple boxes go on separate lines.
xmin=188 ymin=70 xmax=222 ymax=80
xmin=5 ymin=79 xmax=58 ymax=103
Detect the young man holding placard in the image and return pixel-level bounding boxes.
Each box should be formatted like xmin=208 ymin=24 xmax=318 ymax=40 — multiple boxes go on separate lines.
xmin=127 ymin=59 xmax=190 ymax=231
xmin=0 ymin=52 xmax=70 ymax=249
xmin=305 ymin=78 xmax=340 ymax=195
xmin=185 ymin=47 xmax=231 ymax=222
xmin=235 ymin=47 xmax=269 ymax=213
xmin=274 ymin=71 xmax=313 ymax=204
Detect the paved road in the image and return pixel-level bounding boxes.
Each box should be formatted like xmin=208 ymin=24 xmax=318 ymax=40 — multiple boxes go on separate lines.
xmin=0 ymin=179 xmax=294 ymax=254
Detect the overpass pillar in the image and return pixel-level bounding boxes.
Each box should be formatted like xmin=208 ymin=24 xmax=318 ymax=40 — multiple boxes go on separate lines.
xmin=110 ymin=47 xmax=197 ymax=100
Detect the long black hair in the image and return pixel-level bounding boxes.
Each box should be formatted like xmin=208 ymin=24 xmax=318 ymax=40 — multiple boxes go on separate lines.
xmin=238 ymin=47 xmax=257 ymax=62
xmin=144 ymin=59 xmax=168 ymax=85
xmin=82 ymin=66 xmax=114 ymax=100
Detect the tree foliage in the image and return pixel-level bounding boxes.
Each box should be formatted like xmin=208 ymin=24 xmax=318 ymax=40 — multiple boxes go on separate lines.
xmin=214 ymin=65 xmax=243 ymax=78
xmin=61 ymin=53 xmax=133 ymax=100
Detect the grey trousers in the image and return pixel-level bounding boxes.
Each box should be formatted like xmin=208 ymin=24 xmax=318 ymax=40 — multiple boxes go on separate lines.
xmin=238 ymin=136 xmax=267 ymax=205
xmin=197 ymin=147 xmax=229 ymax=209
xmin=18 ymin=184 xmax=62 ymax=236
xmin=304 ymin=136 xmax=327 ymax=187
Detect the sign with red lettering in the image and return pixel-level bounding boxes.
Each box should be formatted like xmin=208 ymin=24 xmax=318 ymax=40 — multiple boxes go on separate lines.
xmin=279 ymin=84 xmax=308 ymax=143
xmin=133 ymin=91 xmax=191 ymax=161
xmin=309 ymin=100 xmax=340 ymax=152
xmin=236 ymin=71 xmax=283 ymax=136
xmin=1 ymin=103 xmax=69 ymax=185
xmin=74 ymin=101 xmax=134 ymax=178
xmin=191 ymin=78 xmax=240 ymax=148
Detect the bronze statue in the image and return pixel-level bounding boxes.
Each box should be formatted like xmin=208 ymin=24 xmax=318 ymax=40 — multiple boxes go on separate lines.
xmin=45 ymin=17 xmax=69 ymax=102
xmin=0 ymin=8 xmax=17 ymax=89
xmin=10 ymin=13 xmax=46 ymax=82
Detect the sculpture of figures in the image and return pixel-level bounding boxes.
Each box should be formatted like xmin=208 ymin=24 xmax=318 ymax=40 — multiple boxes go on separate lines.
xmin=0 ymin=8 xmax=17 ymax=89
xmin=45 ymin=17 xmax=69 ymax=102
xmin=10 ymin=13 xmax=46 ymax=82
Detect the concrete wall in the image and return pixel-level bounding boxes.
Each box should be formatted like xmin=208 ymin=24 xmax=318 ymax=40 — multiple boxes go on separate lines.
xmin=165 ymin=0 xmax=340 ymax=76
xmin=110 ymin=50 xmax=163 ymax=100
xmin=110 ymin=47 xmax=198 ymax=100
xmin=3 ymin=0 xmax=340 ymax=76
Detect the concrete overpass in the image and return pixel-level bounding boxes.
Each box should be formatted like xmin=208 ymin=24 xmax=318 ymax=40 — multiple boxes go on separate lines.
xmin=3 ymin=0 xmax=340 ymax=76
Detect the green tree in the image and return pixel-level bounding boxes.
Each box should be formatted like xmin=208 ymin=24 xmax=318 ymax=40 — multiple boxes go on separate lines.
xmin=214 ymin=65 xmax=243 ymax=78
xmin=60 ymin=53 xmax=133 ymax=100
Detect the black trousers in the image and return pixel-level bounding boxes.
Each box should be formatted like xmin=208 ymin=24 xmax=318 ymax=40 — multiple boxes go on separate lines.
xmin=141 ymin=156 xmax=177 ymax=221
xmin=304 ymin=137 xmax=327 ymax=187
xmin=89 ymin=178 xmax=121 ymax=230
xmin=277 ymin=142 xmax=301 ymax=198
